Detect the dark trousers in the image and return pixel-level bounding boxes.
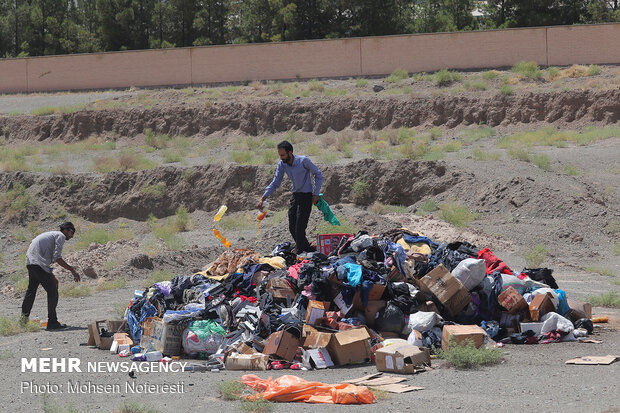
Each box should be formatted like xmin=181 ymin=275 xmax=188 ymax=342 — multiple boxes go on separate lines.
xmin=288 ymin=192 xmax=313 ymax=253
xmin=21 ymin=265 xmax=58 ymax=323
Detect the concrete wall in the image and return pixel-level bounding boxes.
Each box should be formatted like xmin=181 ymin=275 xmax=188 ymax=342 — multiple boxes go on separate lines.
xmin=1 ymin=23 xmax=619 ymax=93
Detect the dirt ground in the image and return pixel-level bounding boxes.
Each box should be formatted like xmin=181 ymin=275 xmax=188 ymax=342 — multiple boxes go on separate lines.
xmin=1 ymin=66 xmax=619 ymax=412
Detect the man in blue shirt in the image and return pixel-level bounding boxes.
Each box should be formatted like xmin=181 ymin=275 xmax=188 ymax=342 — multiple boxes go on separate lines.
xmin=257 ymin=140 xmax=323 ymax=254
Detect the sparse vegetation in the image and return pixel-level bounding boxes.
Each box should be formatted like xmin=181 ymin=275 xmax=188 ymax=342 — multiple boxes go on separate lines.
xmin=482 ymin=70 xmax=499 ymax=80
xmin=471 ymin=148 xmax=501 ymax=161
xmin=523 ymin=243 xmax=548 ymax=267
xmin=463 ymin=125 xmax=495 ymax=142
xmin=416 ymin=199 xmax=437 ymax=216
xmin=437 ymin=340 xmax=503 ymax=369
xmin=74 ymin=227 xmax=133 ymax=250
xmin=231 ymin=151 xmax=255 ymax=164
xmin=559 ymin=163 xmax=580 ymax=176
xmin=437 ymin=201 xmax=477 ymax=228
xmin=355 ymin=78 xmax=369 ymax=87
xmin=141 ymin=182 xmax=167 ymax=198
xmin=117 ymin=400 xmax=162 ymax=413
xmin=59 ymin=283 xmax=92 ymax=297
xmin=507 ymin=147 xmax=530 ymax=161
xmin=385 ymin=68 xmax=409 ymax=83
xmin=0 ymin=316 xmax=40 ymax=336
xmin=149 ymin=216 xmax=186 ymax=250
xmin=30 ymin=104 xmax=88 ymax=116
xmin=498 ymin=124 xmax=620 ymax=149
xmin=584 ymin=265 xmax=615 ymax=277
xmin=148 ymin=270 xmax=175 ymax=284
xmin=240 ymin=398 xmax=274 ymax=413
xmin=531 ymin=153 xmax=552 ymax=171
xmin=218 ymin=380 xmax=246 ymax=400
xmin=587 ymin=64 xmax=601 ymax=76
xmin=499 ymin=84 xmax=514 ymax=95
xmin=317 ymin=218 xmax=357 ymax=236
xmin=95 ymin=277 xmax=127 ymax=291
xmin=174 ymin=205 xmax=192 ymax=232
xmin=586 ymin=291 xmax=620 ymax=308
xmin=0 ymin=183 xmax=35 ymax=220
xmin=308 ymin=79 xmax=325 ymax=92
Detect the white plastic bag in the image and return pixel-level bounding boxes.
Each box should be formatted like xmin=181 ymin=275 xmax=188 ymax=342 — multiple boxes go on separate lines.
xmin=401 ymin=311 xmax=443 ymax=335
xmin=451 ymin=258 xmax=486 ymax=291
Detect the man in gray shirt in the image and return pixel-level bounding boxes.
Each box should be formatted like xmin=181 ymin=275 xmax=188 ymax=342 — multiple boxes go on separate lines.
xmin=21 ymin=222 xmax=81 ymax=330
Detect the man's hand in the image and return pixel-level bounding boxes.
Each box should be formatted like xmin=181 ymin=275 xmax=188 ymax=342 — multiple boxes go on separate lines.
xmin=72 ymin=270 xmax=80 ymax=282
xmin=53 ymin=275 xmax=59 ymax=287
xmin=257 ymin=196 xmax=266 ymax=210
xmin=312 ymin=195 xmax=319 ymax=205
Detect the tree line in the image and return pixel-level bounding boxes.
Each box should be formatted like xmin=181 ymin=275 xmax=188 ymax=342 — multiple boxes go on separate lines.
xmin=0 ymin=0 xmax=618 ymax=58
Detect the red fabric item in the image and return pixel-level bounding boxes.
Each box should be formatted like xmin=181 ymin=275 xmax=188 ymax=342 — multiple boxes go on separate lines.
xmin=287 ymin=260 xmax=309 ymax=280
xmin=236 ymin=295 xmax=258 ymax=303
xmin=478 ymin=247 xmax=513 ymax=275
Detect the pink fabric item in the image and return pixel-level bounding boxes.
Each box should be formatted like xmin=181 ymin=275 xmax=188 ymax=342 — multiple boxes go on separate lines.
xmin=287 ymin=260 xmax=309 ymax=280
xmin=478 ymin=247 xmax=513 ymax=275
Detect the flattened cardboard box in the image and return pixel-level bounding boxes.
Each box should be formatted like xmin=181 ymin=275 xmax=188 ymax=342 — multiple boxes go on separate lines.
xmin=327 ymin=327 xmax=372 ymax=365
xmin=441 ymin=325 xmax=487 ymax=351
xmin=498 ymin=286 xmax=528 ymax=314
xmin=263 ymin=330 xmax=300 ymax=361
xmin=419 ymin=264 xmax=471 ymax=316
xmin=376 ymin=344 xmax=431 ymax=374
xmin=140 ymin=317 xmax=185 ymax=356
xmin=225 ymin=353 xmax=269 ymax=370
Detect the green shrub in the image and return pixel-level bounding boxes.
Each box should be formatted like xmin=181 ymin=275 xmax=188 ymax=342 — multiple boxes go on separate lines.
xmin=531 ymin=153 xmax=552 ymax=171
xmin=560 ymin=163 xmax=580 ymax=176
xmin=240 ymin=398 xmax=274 ymax=413
xmin=241 ymin=180 xmax=253 ymax=191
xmin=507 ymin=147 xmax=530 ymax=161
xmin=117 ymin=400 xmax=162 ymax=413
xmin=416 ymin=199 xmax=437 ymax=216
xmin=162 ymin=149 xmax=183 ymax=163
xmin=144 ymin=129 xmax=170 ymax=149
xmin=586 ymin=291 xmax=620 ymax=308
xmin=471 ymin=148 xmax=501 ymax=161
xmin=318 ymin=152 xmax=338 ymax=164
xmin=512 ymin=61 xmax=542 ymax=80
xmin=464 ymin=125 xmax=495 ymax=142
xmin=437 ymin=340 xmax=503 ymax=369
xmin=499 ymin=84 xmax=514 ymax=95
xmin=435 ymin=69 xmax=461 ymax=86
xmin=261 ymin=150 xmax=277 ymax=165
xmin=355 ymin=78 xmax=369 ymax=87
xmin=385 ymin=68 xmax=409 ymax=83
xmin=308 ymin=79 xmax=325 ymax=92
xmin=74 ymin=227 xmax=134 ymax=250
xmin=324 ymin=88 xmax=347 ymax=96
xmin=94 ymin=277 xmax=127 ymax=291
xmin=522 ymin=243 xmax=548 ymax=267
xmin=218 ymin=380 xmax=246 ymax=400
xmin=1 ymin=184 xmax=34 ymax=219
xmin=547 ymin=66 xmax=560 ymax=80
xmin=482 ymin=70 xmax=499 ymax=80
xmin=174 ymin=205 xmax=192 ymax=232
xmin=438 ymin=201 xmax=477 ymax=228
xmin=587 ymin=64 xmax=601 ymax=76
xmin=141 ymin=182 xmax=166 ymax=198
xmin=352 ymin=179 xmax=370 ymax=202
xmin=469 ymin=81 xmax=487 ymax=91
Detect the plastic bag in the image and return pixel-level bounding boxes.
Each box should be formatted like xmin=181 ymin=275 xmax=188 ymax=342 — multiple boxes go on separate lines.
xmin=182 ymin=319 xmax=226 ymax=356
xmin=452 ymin=258 xmax=486 ymax=291
xmin=540 ymin=312 xmax=575 ymax=341
xmin=401 ymin=311 xmax=443 ymax=335
xmin=376 ymin=302 xmax=405 ymax=333
xmin=574 ymin=318 xmax=593 ymax=334
xmin=241 ymin=374 xmax=376 ymax=404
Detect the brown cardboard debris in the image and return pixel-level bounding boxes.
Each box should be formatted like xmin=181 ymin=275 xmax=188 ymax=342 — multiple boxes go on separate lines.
xmin=529 ymin=292 xmax=556 ymax=321
xmin=140 ymin=317 xmax=185 ymax=356
xmin=375 ymin=344 xmax=431 ymax=374
xmin=327 ymin=327 xmax=372 ymax=365
xmin=303 ymin=331 xmax=332 ymax=349
xmin=565 ymin=355 xmax=619 ymax=365
xmin=418 ymin=264 xmax=471 ymax=316
xmin=263 ymin=330 xmax=300 ymax=362
xmin=498 ymin=287 xmax=528 ymax=314
xmin=305 ymin=300 xmax=330 ymax=325
xmin=225 ymin=353 xmax=269 ymax=370
xmin=371 ymin=384 xmax=425 ymax=393
xmin=442 ymin=325 xmax=487 ymax=351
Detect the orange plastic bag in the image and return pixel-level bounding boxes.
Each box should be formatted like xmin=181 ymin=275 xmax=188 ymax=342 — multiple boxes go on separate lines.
xmin=241 ymin=374 xmax=376 ymax=404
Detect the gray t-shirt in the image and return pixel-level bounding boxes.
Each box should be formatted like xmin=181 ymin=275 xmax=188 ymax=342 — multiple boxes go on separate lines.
xmin=25 ymin=231 xmax=66 ymax=274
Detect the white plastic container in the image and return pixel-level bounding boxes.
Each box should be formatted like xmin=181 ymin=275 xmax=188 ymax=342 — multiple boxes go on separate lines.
xmin=145 ymin=350 xmax=163 ymax=362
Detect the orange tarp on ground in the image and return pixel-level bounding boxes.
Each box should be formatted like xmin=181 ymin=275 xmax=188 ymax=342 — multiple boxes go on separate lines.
xmin=241 ymin=374 xmax=376 ymax=404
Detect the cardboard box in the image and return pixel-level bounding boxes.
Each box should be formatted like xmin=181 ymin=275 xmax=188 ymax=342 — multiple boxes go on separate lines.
xmin=113 ymin=333 xmax=134 ymax=346
xmin=303 ymin=331 xmax=333 ymax=349
xmin=566 ymin=299 xmax=592 ymax=321
xmin=327 ymin=327 xmax=372 ymax=365
xmin=376 ymin=344 xmax=431 ymax=374
xmin=140 ymin=317 xmax=185 ymax=356
xmin=418 ymin=265 xmax=471 ymax=316
xmin=352 ymin=284 xmax=386 ymax=311
xmin=305 ymin=300 xmax=330 ymax=325
xmin=441 ymin=325 xmax=487 ymax=351
xmin=263 ymin=330 xmax=300 ymax=361
xmin=266 ymin=278 xmax=295 ymax=301
xmin=498 ymin=287 xmax=528 ymax=314
xmin=225 ymin=353 xmax=269 ymax=370
xmin=529 ymin=293 xmax=556 ymax=321
xmin=364 ymin=300 xmax=386 ymax=328
xmin=88 ymin=320 xmax=115 ymax=350
xmin=317 ymin=233 xmax=352 ymax=256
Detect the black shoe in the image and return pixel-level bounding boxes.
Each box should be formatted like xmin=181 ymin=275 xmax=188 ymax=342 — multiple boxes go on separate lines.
xmin=46 ymin=322 xmax=67 ymax=330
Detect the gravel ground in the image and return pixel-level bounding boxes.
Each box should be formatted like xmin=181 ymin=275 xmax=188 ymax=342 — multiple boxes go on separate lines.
xmin=0 ymin=91 xmax=133 ymax=114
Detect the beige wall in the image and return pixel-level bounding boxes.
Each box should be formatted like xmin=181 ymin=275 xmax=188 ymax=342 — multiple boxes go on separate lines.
xmin=547 ymin=24 xmax=620 ymax=66
xmin=192 ymin=38 xmax=361 ymax=83
xmin=1 ymin=23 xmax=619 ymax=93
xmin=0 ymin=58 xmax=28 ymax=93
xmin=26 ymin=48 xmax=192 ymax=92
xmin=360 ymin=28 xmax=547 ymax=75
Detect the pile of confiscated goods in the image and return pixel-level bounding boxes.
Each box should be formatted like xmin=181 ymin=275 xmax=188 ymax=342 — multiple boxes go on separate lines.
xmin=89 ymin=227 xmax=599 ymax=378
